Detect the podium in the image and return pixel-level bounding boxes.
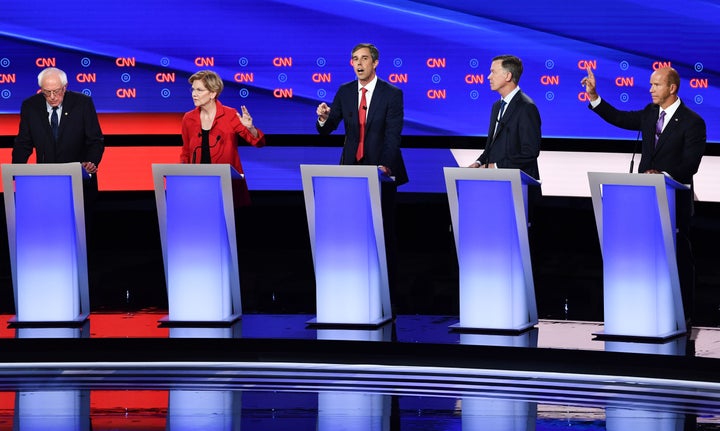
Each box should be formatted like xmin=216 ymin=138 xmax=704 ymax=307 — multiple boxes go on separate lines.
xmin=1 ymin=163 xmax=90 ymax=325
xmin=301 ymin=164 xmax=392 ymax=328
xmin=444 ymin=167 xmax=540 ymax=333
xmin=588 ymin=172 xmax=688 ymax=340
xmin=152 ymin=164 xmax=243 ymax=325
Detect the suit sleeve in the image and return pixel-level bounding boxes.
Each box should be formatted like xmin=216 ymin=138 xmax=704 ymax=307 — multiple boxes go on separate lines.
xmin=12 ymin=100 xmax=35 ymax=163
xmin=180 ymin=112 xmax=194 ymax=164
xmin=81 ymin=96 xmax=104 ymax=165
xmin=379 ymin=87 xmax=404 ymax=169
xmin=499 ymin=102 xmax=541 ymax=169
xmin=316 ymin=90 xmax=344 ymax=135
xmin=590 ymin=99 xmax=644 ymax=131
xmin=667 ymin=113 xmax=706 ymax=183
xmin=230 ymin=111 xmax=266 ymax=147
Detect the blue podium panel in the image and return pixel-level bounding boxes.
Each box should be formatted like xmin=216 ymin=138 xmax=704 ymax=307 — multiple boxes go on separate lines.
xmin=153 ymin=164 xmax=243 ymax=324
xmin=1 ymin=163 xmax=89 ymax=324
xmin=301 ymin=165 xmax=391 ymax=328
xmin=444 ymin=168 xmax=539 ymax=333
xmin=588 ymin=172 xmax=687 ymax=340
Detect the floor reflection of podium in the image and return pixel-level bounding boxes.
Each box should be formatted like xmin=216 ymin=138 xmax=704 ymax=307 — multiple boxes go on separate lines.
xmin=167 ymin=390 xmax=241 ymax=431
xmin=153 ymin=164 xmax=244 ymax=326
xmin=588 ymin=173 xmax=688 ymax=341
xmin=301 ymin=165 xmax=393 ymax=329
xmin=462 ymin=398 xmax=537 ymax=431
xmin=605 ymin=336 xmax=686 ymax=356
xmin=606 ymin=408 xmax=686 ymax=431
xmin=317 ymin=326 xmax=393 ymax=342
xmin=1 ymin=163 xmax=90 ymax=326
xmin=318 ymin=392 xmax=391 ymax=431
xmin=460 ymin=327 xmax=539 ymax=348
xmin=444 ymin=168 xmax=540 ymax=333
xmin=14 ymin=320 xmax=91 ymax=430
xmin=15 ymin=390 xmax=91 ymax=431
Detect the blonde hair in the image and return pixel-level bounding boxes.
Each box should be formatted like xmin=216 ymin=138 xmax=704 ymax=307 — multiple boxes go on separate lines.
xmin=189 ymin=70 xmax=224 ymax=96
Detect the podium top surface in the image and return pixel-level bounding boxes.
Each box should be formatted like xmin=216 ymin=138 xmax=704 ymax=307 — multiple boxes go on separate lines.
xmin=152 ymin=163 xmax=243 ymax=179
xmin=1 ymin=162 xmax=84 ymax=177
xmin=588 ymin=172 xmax=689 ymax=190
xmin=300 ymin=164 xmax=393 ymax=181
xmin=443 ymin=167 xmax=541 ymax=186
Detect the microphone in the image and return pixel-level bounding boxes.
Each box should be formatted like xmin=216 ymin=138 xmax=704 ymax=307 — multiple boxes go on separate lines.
xmin=362 ymin=105 xmax=367 ymax=110
xmin=191 ymin=134 xmax=221 ymax=164
xmin=629 ymin=129 xmax=641 ymax=173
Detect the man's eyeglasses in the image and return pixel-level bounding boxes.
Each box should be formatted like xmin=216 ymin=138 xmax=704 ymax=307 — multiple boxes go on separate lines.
xmin=41 ymin=87 xmax=65 ymax=98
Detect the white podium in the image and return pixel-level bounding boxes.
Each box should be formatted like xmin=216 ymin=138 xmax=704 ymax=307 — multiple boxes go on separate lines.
xmin=301 ymin=164 xmax=393 ymax=328
xmin=1 ymin=163 xmax=90 ymax=325
xmin=588 ymin=172 xmax=688 ymax=340
xmin=444 ymin=167 xmax=540 ymax=333
xmin=153 ymin=164 xmax=244 ymax=325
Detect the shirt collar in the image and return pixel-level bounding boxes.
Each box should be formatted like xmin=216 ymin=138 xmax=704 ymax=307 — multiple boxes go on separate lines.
xmin=358 ymin=75 xmax=378 ymax=93
xmin=46 ymin=102 xmax=62 ymax=112
xmin=502 ymin=86 xmax=521 ymax=105
xmin=661 ymin=97 xmax=681 ymax=119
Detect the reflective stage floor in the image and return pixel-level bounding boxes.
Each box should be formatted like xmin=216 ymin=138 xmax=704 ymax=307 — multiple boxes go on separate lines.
xmin=0 ymin=312 xmax=719 ymax=430
xmin=1 ymin=192 xmax=720 ymax=429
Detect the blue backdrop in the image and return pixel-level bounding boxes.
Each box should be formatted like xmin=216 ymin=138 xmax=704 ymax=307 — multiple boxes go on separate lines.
xmin=0 ymin=0 xmax=717 ymax=141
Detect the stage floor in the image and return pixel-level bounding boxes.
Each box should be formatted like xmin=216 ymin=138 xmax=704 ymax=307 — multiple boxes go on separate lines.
xmin=0 ymin=192 xmax=719 ymax=429
xmin=0 ymin=312 xmax=719 ymax=430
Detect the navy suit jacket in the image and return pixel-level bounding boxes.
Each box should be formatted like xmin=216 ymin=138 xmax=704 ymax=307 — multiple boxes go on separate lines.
xmin=13 ymin=91 xmax=104 ymax=165
xmin=317 ymin=78 xmax=408 ymax=186
xmin=591 ymin=99 xmax=706 ymax=185
xmin=478 ymin=90 xmax=541 ymax=180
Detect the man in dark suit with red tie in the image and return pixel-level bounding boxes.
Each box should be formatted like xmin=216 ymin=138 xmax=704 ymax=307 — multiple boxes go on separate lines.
xmin=582 ymin=66 xmax=706 ymax=325
xmin=315 ymin=43 xmax=407 ymax=312
xmin=316 ymin=43 xmax=407 ymax=185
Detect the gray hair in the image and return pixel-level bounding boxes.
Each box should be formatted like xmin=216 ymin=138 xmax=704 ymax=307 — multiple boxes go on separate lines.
xmin=37 ymin=67 xmax=68 ymax=87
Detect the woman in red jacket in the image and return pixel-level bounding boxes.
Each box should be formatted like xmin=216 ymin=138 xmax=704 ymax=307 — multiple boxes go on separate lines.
xmin=180 ymin=70 xmax=266 ymax=204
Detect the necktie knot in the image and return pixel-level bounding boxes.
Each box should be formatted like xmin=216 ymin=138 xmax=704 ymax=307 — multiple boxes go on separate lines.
xmin=499 ymin=100 xmax=507 ymax=119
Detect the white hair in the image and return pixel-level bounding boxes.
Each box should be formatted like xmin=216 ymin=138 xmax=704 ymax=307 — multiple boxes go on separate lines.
xmin=37 ymin=67 xmax=68 ymax=87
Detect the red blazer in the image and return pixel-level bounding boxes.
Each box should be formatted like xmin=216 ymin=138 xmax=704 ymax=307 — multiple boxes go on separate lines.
xmin=181 ymin=100 xmax=266 ymax=205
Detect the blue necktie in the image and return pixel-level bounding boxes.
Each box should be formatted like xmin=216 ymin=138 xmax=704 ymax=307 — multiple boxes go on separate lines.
xmin=51 ymin=107 xmax=59 ymax=141
xmin=493 ymin=100 xmax=506 ymax=140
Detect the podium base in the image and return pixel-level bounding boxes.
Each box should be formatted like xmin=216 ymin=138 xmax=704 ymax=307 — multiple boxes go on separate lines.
xmin=449 ymin=321 xmax=537 ymax=335
xmin=306 ymin=315 xmax=393 ymax=330
xmin=158 ymin=313 xmax=242 ymax=328
xmin=8 ymin=312 xmax=90 ymax=329
xmin=592 ymin=328 xmax=687 ymax=343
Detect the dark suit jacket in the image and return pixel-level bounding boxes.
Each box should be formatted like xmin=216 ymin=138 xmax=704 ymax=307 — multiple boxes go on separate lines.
xmin=13 ymin=91 xmax=104 ymax=166
xmin=478 ymin=90 xmax=541 ymax=180
xmin=591 ymin=99 xmax=706 ymax=185
xmin=317 ymin=78 xmax=408 ymax=186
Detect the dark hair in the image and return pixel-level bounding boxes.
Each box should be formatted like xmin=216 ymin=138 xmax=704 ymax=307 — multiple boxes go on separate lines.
xmin=351 ymin=43 xmax=379 ymax=62
xmin=492 ymin=55 xmax=523 ymax=84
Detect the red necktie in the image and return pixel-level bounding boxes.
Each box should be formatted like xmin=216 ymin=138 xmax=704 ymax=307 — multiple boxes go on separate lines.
xmin=356 ymin=87 xmax=368 ymax=161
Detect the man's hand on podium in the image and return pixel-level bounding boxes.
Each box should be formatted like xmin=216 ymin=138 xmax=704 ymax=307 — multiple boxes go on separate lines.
xmin=378 ymin=165 xmax=392 ymax=176
xmin=468 ymin=161 xmax=496 ymax=168
xmin=82 ymin=161 xmax=97 ymax=177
